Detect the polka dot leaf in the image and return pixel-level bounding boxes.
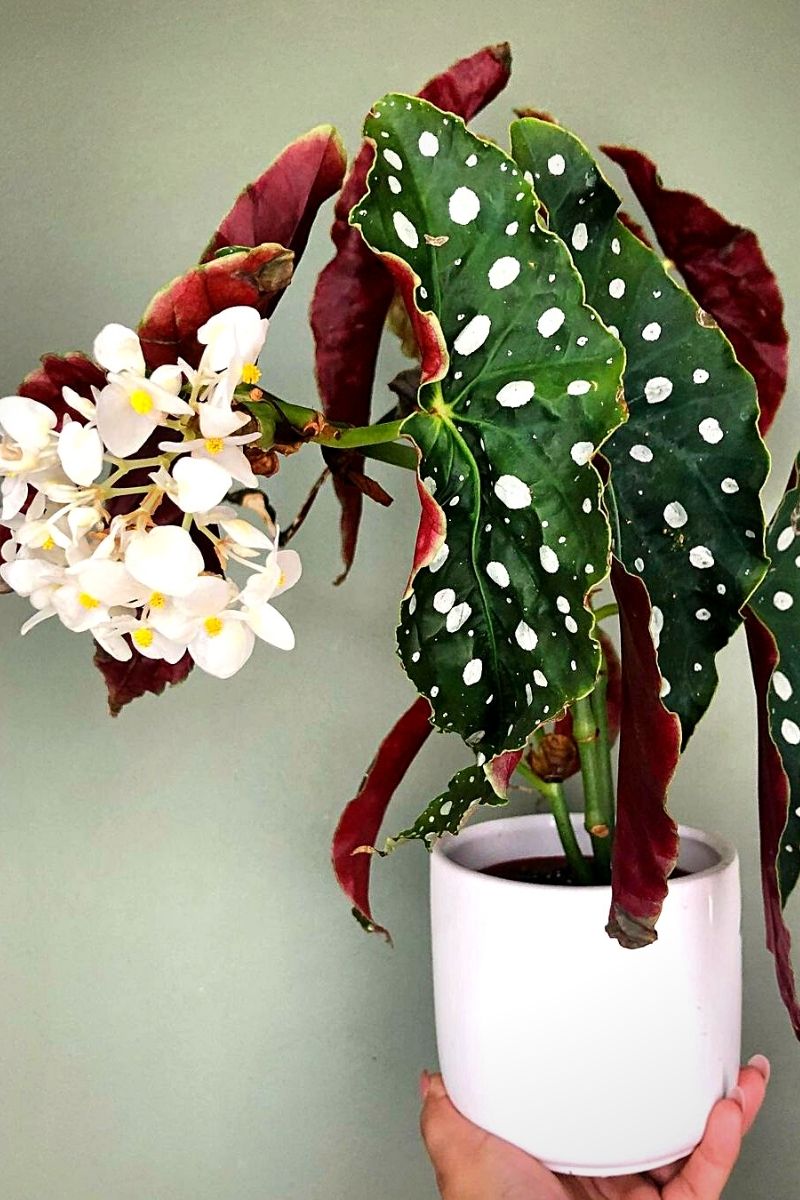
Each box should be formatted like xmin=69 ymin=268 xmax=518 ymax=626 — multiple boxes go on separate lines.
xmin=510 ymin=119 xmax=769 ymax=745
xmin=351 ymin=94 xmax=627 ymax=761
xmin=389 ymin=764 xmax=507 ymax=848
xmin=748 ymin=467 xmax=800 ymax=908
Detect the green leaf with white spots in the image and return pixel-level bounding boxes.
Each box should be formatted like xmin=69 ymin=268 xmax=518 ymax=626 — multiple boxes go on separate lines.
xmin=391 ymin=763 xmax=505 ymax=847
xmin=510 ymin=119 xmax=769 ymax=743
xmin=353 ymin=95 xmax=626 ymax=761
xmin=750 ymin=472 xmax=800 ymax=904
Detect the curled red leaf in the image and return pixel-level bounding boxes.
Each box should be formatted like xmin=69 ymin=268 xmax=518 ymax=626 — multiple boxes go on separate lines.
xmin=607 ymin=561 xmax=681 ymax=948
xmin=601 ymin=144 xmax=788 ymax=434
xmin=311 ymin=43 xmax=512 ymax=581
xmin=18 ymin=352 xmax=106 ymax=427
xmin=745 ymin=610 xmax=800 ymax=1036
xmin=138 ymin=244 xmax=293 ymax=372
xmin=332 ymin=697 xmax=433 ymax=937
xmin=200 ymin=124 xmax=346 ymax=273
xmin=93 ymin=641 xmax=193 ymax=717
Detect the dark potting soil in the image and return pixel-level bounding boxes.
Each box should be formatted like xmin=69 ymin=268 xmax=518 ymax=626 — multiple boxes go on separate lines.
xmin=481 ymin=856 xmax=690 ymax=886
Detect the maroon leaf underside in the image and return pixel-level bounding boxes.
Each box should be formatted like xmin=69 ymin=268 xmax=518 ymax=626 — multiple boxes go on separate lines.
xmin=332 ymin=696 xmax=434 ymax=937
xmin=18 ymin=353 xmax=107 ymax=428
xmin=93 ymin=642 xmax=193 ymax=718
xmin=607 ymin=561 xmax=682 ymax=948
xmin=602 ymin=145 xmax=789 ymax=435
xmin=138 ymin=244 xmax=294 ymax=372
xmin=200 ymin=124 xmax=347 ymax=279
xmin=310 ymin=42 xmax=512 ymax=581
xmin=745 ymin=609 xmax=800 ymax=1035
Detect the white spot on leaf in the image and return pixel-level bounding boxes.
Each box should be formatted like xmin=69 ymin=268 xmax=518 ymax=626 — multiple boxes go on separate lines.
xmin=699 ymin=417 xmax=724 ymax=444
xmin=428 ymin=543 xmax=449 ymax=573
xmin=774 ymin=671 xmax=793 ymax=701
xmin=488 ymin=256 xmax=521 ymax=290
xmin=547 ymin=153 xmax=566 ymax=175
xmin=463 ymin=658 xmax=483 ymax=686
xmin=539 ymin=545 xmax=559 ymax=574
xmin=773 ymin=591 xmax=794 ymax=611
xmin=392 ymin=211 xmax=418 ymax=248
xmin=487 ymin=561 xmax=510 ymax=588
xmin=497 ymin=380 xmax=534 ymax=408
xmin=721 ymin=478 xmax=739 ymax=494
xmin=664 ymin=501 xmax=688 ymax=529
xmin=447 ymin=602 xmax=472 ymax=632
xmin=572 ymin=222 xmax=588 ymax=251
xmin=567 ymin=380 xmax=592 ymax=396
xmin=689 ymin=546 xmax=715 ymax=569
xmin=537 ymin=307 xmax=566 ymax=338
xmin=645 ymin=376 xmax=673 ymax=404
xmin=515 ymin=621 xmax=538 ymax=651
xmin=433 ymin=588 xmax=455 ymax=614
xmin=383 ymin=149 xmax=403 ymax=170
xmin=630 ymin=444 xmax=654 ymax=463
xmin=449 ymin=186 xmax=481 ymax=225
xmin=642 ymin=322 xmax=662 ymax=341
xmin=782 ymin=718 xmax=800 ymax=745
xmin=454 ymin=314 xmax=491 ymax=356
xmin=609 ymin=277 xmax=626 ymax=299
xmin=570 ymin=441 xmax=594 ymax=465
xmin=418 ymin=132 xmax=439 ymax=157
xmin=495 ymin=475 xmax=532 ymax=509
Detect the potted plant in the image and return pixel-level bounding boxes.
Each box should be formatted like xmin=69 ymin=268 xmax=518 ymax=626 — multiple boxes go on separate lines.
xmin=0 ymin=43 xmax=794 ymax=1177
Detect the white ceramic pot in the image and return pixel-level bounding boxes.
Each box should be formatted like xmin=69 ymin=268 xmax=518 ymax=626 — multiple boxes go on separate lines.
xmin=430 ymin=812 xmax=741 ymax=1177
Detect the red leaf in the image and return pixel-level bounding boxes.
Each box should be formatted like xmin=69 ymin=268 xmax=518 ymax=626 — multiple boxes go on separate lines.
xmin=745 ymin=609 xmax=800 ymax=1036
xmin=138 ymin=244 xmax=293 ymax=372
xmin=200 ymin=124 xmax=346 ymax=272
xmin=93 ymin=641 xmax=193 ymax=717
xmin=311 ymin=43 xmax=512 ymax=580
xmin=601 ymin=145 xmax=788 ymax=435
xmin=18 ymin=352 xmax=106 ymax=427
xmin=606 ymin=561 xmax=682 ymax=948
xmin=332 ymin=697 xmax=433 ymax=937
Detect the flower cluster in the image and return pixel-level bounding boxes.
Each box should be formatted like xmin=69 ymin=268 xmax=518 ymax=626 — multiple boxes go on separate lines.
xmin=0 ymin=306 xmax=300 ymax=678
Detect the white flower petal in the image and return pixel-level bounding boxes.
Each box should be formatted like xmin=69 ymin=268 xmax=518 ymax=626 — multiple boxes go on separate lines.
xmin=150 ymin=364 xmax=183 ymax=395
xmin=124 ymin=526 xmax=204 ymax=597
xmin=189 ymin=617 xmax=255 ymax=678
xmin=206 ymin=444 xmax=257 ymax=487
xmin=217 ymin=516 xmax=273 ymax=550
xmin=0 ymin=395 xmax=57 ymax=451
xmin=271 ymin=548 xmax=301 ymax=595
xmin=197 ymin=307 xmax=267 ymax=373
xmin=245 ymin=601 xmax=295 ymax=650
xmin=2 ymin=474 xmax=29 ymax=521
xmin=62 ymin=386 xmax=96 ymax=421
xmin=95 ymin=385 xmax=154 ymax=456
xmin=198 ymin=403 xmax=251 ymax=439
xmin=172 ymin=455 xmax=232 ymax=514
xmin=179 ymin=574 xmax=236 ymax=617
xmin=93 ymin=623 xmax=134 ymax=662
xmin=58 ymin=421 xmax=104 ymax=486
xmin=93 ymin=323 xmax=146 ymax=375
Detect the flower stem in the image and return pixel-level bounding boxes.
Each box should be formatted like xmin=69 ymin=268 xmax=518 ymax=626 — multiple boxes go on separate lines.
xmin=572 ymin=689 xmax=615 ymax=883
xmin=516 ymin=761 xmax=593 ymax=886
xmin=361 ymin=442 xmax=418 ymax=471
xmin=242 ymin=392 xmax=410 ymax=453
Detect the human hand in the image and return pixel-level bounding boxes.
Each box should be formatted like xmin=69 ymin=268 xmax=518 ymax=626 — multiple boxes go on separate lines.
xmin=420 ymin=1056 xmax=769 ymax=1200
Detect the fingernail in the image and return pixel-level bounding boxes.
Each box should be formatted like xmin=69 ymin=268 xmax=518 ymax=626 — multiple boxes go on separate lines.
xmin=747 ymin=1053 xmax=771 ymax=1084
xmin=419 ymin=1070 xmax=430 ymax=1100
xmin=727 ymin=1084 xmax=746 ymax=1112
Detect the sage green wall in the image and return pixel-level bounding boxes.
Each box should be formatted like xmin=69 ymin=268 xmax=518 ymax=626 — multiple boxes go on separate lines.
xmin=0 ymin=1 xmax=797 ymax=1196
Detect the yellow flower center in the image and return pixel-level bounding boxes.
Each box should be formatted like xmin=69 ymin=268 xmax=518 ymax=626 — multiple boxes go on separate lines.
xmin=204 ymin=437 xmax=225 ymax=455
xmin=241 ymin=362 xmax=261 ymax=385
xmin=133 ymin=628 xmax=154 ymax=649
xmin=78 ymin=591 xmax=100 ymax=609
xmin=204 ymin=616 xmax=223 ymax=637
xmin=41 ymin=534 xmax=56 ymax=551
xmin=148 ymin=591 xmax=165 ymax=609
xmin=129 ymin=388 xmax=154 ymax=415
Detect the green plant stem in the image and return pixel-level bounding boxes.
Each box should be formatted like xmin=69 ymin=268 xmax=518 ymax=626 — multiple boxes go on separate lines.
xmin=247 ymin=392 xmax=408 ymax=451
xmin=516 ymin=761 xmax=592 ymax=886
xmin=361 ymin=442 xmax=418 ymax=470
xmin=572 ymin=693 xmax=614 ymax=881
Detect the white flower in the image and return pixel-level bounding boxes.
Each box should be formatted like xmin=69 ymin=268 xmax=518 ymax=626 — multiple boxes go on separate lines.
xmin=180 ymin=575 xmax=255 ymax=679
xmin=93 ymin=324 xmax=147 ymax=376
xmin=0 ymin=395 xmax=59 ymax=519
xmin=163 ymin=404 xmax=259 ymax=513
xmin=238 ymin=548 xmax=300 ymax=651
xmin=51 ymin=557 xmax=141 ymax=632
xmin=197 ymin=307 xmax=268 ymax=375
xmin=124 ymin=525 xmax=205 ymax=597
xmin=92 ymin=324 xmax=191 ymax=457
xmin=103 ymin=613 xmax=187 ymax=664
xmin=57 ymin=416 xmax=104 ymax=487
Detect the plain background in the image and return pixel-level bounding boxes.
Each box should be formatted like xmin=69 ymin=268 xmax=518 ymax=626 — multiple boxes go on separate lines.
xmin=0 ymin=1 xmax=798 ymax=1196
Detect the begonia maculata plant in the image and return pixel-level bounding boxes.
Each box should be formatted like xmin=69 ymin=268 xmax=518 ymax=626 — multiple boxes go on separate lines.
xmin=2 ymin=44 xmax=797 ymax=1036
